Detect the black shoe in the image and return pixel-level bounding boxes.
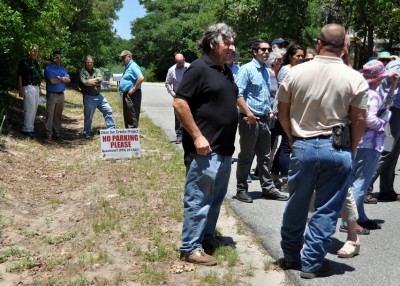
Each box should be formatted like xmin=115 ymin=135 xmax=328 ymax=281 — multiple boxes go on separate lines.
xmin=378 ymin=192 xmax=400 ymax=202
xmin=300 ymin=260 xmax=333 ymax=279
xmin=262 ymin=190 xmax=288 ymax=201
xmin=276 ymin=258 xmax=301 ymax=270
xmin=358 ymin=219 xmax=381 ymax=230
xmin=202 ymin=238 xmax=220 ymax=255
xmin=236 ymin=190 xmax=253 ymax=203
xmin=364 ymin=192 xmax=377 ymax=204
xmin=22 ymin=131 xmax=34 ymax=137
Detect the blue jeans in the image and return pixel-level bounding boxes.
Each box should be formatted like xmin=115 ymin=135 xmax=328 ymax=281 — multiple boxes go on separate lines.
xmin=351 ymin=148 xmax=380 ymax=222
xmin=180 ymin=152 xmax=232 ymax=254
xmin=83 ymin=94 xmax=115 ymax=135
xmin=280 ymin=137 xmax=352 ymax=272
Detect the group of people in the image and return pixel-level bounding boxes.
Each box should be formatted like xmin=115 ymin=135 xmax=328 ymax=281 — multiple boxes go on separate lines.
xmin=174 ymin=22 xmax=400 ymax=280
xmin=17 ymin=48 xmax=145 ymax=140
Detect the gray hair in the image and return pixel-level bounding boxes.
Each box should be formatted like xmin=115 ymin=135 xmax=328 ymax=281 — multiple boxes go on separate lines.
xmin=268 ymin=49 xmax=285 ymax=66
xmin=199 ymin=23 xmax=236 ymax=54
xmin=84 ymin=55 xmax=93 ymax=62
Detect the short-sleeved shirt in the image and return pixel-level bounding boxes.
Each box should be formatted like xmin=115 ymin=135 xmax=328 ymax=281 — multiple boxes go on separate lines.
xmin=119 ymin=60 xmax=143 ymax=92
xmin=79 ymin=67 xmax=102 ymax=95
xmin=175 ymin=54 xmax=239 ymax=160
xmin=17 ymin=58 xmax=42 ymax=86
xmin=277 ymin=55 xmax=369 ymax=138
xmin=235 ymin=58 xmax=270 ymax=116
xmin=44 ymin=64 xmax=69 ymax=93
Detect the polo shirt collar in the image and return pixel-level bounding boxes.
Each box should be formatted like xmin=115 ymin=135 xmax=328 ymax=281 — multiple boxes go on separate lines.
xmin=314 ymin=55 xmax=343 ymax=64
xmin=202 ymin=54 xmax=226 ymax=71
xmin=252 ymin=58 xmax=266 ymax=69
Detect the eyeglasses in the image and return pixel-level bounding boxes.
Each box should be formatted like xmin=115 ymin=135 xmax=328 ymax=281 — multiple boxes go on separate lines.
xmin=275 ymin=58 xmax=283 ymax=63
xmin=304 ymin=58 xmax=314 ymax=62
xmin=259 ymin=47 xmax=272 ymax=53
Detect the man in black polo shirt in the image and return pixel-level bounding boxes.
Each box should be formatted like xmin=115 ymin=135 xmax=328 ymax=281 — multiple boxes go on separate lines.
xmin=17 ymin=45 xmax=42 ymax=137
xmin=173 ymin=23 xmax=238 ymax=266
xmin=79 ymin=55 xmax=115 ymax=138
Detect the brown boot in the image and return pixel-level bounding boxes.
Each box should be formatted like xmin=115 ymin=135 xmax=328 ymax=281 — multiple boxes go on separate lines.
xmin=180 ymin=249 xmax=217 ymax=266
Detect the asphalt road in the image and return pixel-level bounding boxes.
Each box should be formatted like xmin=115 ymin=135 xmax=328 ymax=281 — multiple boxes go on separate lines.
xmin=141 ymin=82 xmax=400 ymax=286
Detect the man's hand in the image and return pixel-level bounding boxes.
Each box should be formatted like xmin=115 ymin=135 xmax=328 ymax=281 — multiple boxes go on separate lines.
xmin=246 ymin=113 xmax=259 ymax=125
xmin=128 ymin=87 xmax=135 ymax=95
xmin=194 ymin=135 xmax=212 ymax=156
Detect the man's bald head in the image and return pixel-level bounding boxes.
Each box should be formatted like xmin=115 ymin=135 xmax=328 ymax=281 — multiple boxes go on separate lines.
xmin=318 ymin=24 xmax=345 ymax=53
xmin=175 ymin=53 xmax=185 ymax=68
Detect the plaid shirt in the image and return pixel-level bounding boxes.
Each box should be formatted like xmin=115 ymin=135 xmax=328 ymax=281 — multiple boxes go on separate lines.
xmin=235 ymin=58 xmax=270 ymax=116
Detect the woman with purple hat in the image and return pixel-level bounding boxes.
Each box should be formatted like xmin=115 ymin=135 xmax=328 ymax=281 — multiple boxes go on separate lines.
xmin=350 ymin=60 xmax=398 ymax=227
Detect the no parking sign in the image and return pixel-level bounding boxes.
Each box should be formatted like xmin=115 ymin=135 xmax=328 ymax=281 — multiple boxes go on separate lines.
xmin=100 ymin=129 xmax=140 ymax=159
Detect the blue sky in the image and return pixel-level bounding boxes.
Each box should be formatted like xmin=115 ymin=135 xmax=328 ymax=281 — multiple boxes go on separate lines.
xmin=113 ymin=0 xmax=147 ymax=40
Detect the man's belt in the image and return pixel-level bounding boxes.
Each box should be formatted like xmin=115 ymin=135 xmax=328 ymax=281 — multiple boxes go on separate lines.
xmin=48 ymin=91 xmax=64 ymax=94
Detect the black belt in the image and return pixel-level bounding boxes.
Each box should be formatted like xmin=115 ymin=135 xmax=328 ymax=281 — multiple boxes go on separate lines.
xmin=294 ymin=134 xmax=331 ymax=140
xmin=239 ymin=113 xmax=269 ymax=120
xmin=49 ymin=91 xmax=64 ymax=94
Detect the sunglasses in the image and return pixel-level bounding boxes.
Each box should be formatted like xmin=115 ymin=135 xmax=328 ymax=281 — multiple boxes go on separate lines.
xmin=259 ymin=47 xmax=272 ymax=53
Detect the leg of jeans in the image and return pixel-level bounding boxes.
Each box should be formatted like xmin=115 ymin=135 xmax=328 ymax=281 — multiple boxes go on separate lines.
xmin=281 ymin=139 xmax=318 ymax=264
xmin=174 ymin=111 xmax=183 ymax=137
xmin=278 ymin=133 xmax=291 ymax=180
xmin=352 ymin=149 xmax=380 ymax=223
xmin=180 ymin=153 xmax=227 ymax=254
xmin=256 ymin=120 xmax=275 ymax=193
xmin=204 ymin=154 xmax=232 ymax=241
xmin=83 ymin=95 xmax=96 ymax=134
xmin=236 ymin=117 xmax=258 ymax=192
xmin=96 ymin=94 xmax=115 ymax=129
xmin=52 ymin=94 xmax=65 ymax=136
xmin=301 ymin=139 xmax=352 ymax=272
xmin=22 ymin=86 xmax=39 ymax=132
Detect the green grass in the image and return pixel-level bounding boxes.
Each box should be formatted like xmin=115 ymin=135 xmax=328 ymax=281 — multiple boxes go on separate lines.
xmin=45 ymin=229 xmax=77 ymax=245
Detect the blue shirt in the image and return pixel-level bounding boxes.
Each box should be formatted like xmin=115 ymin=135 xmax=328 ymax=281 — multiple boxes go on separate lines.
xmin=44 ymin=64 xmax=69 ymax=93
xmin=119 ymin=60 xmax=143 ymax=92
xmin=235 ymin=58 xmax=270 ymax=116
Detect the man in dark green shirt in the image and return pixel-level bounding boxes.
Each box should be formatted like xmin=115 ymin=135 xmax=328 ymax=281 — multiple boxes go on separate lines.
xmin=17 ymin=45 xmax=42 ymax=136
xmin=79 ymin=55 xmax=115 ymax=138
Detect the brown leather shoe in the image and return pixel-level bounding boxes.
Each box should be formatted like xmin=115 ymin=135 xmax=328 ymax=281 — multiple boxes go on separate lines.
xmin=180 ymin=249 xmax=217 ymax=266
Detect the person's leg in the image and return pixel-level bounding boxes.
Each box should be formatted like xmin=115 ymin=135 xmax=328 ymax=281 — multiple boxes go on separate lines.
xmin=52 ymin=93 xmax=65 ymax=137
xmin=236 ymin=116 xmax=258 ymax=193
xmin=203 ymin=154 xmax=231 ymax=242
xmin=45 ymin=93 xmax=57 ymax=137
xmin=22 ymin=85 xmax=39 ymax=133
xmin=278 ymin=133 xmax=291 ymax=190
xmin=175 ymin=111 xmax=183 ymax=139
xmin=281 ymin=139 xmax=318 ymax=264
xmin=96 ymin=94 xmax=115 ymax=129
xmin=131 ymin=89 xmax=142 ymax=128
xmin=180 ymin=153 xmax=224 ymax=254
xmin=122 ymin=91 xmax=137 ymax=128
xmin=301 ymin=139 xmax=351 ymax=273
xmin=83 ymin=94 xmax=97 ymax=135
xmin=351 ymin=149 xmax=380 ymax=223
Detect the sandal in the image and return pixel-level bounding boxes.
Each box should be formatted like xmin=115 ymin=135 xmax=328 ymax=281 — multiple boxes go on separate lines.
xmin=337 ymin=237 xmax=361 ymax=258
xmin=339 ymin=224 xmax=370 ymax=235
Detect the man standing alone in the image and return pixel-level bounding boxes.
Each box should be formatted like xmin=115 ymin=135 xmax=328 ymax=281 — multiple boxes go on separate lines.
xmin=17 ymin=45 xmax=42 ymax=137
xmin=235 ymin=40 xmax=287 ymax=203
xmin=165 ymin=53 xmax=190 ymax=143
xmin=119 ymin=50 xmax=145 ymax=128
xmin=277 ymin=24 xmax=368 ymax=278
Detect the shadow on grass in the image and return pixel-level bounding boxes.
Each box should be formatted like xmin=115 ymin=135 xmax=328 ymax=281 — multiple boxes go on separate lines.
xmin=0 ymin=91 xmax=85 ymax=148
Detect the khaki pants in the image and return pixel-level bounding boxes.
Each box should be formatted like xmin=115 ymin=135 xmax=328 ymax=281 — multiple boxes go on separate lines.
xmin=45 ymin=92 xmax=65 ymax=136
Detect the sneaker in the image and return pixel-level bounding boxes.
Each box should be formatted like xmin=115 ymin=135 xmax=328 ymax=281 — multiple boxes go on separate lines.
xmin=180 ymin=249 xmax=217 ymax=266
xmin=246 ymin=174 xmax=252 ymax=183
xmin=83 ymin=132 xmax=93 ymax=139
xmin=300 ymin=260 xmax=333 ymax=279
xmin=262 ymin=189 xmax=288 ymax=201
xmin=273 ymin=179 xmax=282 ymax=189
xmin=236 ymin=190 xmax=253 ymax=203
xmin=364 ymin=191 xmax=377 ymax=204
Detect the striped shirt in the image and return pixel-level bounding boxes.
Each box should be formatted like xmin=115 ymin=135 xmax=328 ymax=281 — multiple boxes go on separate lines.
xmin=235 ymin=58 xmax=270 ymax=116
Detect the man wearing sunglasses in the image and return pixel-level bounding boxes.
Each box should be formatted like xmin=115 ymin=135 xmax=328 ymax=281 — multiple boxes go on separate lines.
xmin=235 ymin=40 xmax=288 ymax=203
xmin=44 ymin=50 xmax=70 ymax=141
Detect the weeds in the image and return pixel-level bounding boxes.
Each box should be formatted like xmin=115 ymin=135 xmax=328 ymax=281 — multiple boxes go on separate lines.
xmin=45 ymin=229 xmax=77 ymax=245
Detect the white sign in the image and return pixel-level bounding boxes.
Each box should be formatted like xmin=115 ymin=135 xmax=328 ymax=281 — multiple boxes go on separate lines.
xmin=100 ymin=129 xmax=140 ymax=159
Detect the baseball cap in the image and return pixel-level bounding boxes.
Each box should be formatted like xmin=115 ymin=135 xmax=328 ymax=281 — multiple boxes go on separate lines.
xmin=271 ymin=38 xmax=289 ymax=46
xmin=120 ymin=50 xmax=132 ymax=57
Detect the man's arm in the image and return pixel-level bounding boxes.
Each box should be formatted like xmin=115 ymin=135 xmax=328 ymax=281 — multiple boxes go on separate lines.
xmin=350 ymin=106 xmax=366 ymax=154
xmin=128 ymin=75 xmax=144 ymax=95
xmin=165 ymin=69 xmax=175 ymax=97
xmin=278 ymin=101 xmax=293 ymax=146
xmin=236 ymin=97 xmax=258 ymax=125
xmin=173 ymin=98 xmax=211 ymax=156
